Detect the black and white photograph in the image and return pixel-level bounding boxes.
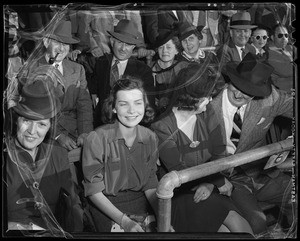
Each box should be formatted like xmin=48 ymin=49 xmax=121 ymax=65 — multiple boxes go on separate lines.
xmin=2 ymin=2 xmax=297 ymax=239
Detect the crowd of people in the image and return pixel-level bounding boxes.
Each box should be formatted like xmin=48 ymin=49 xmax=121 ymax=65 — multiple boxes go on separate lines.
xmin=3 ymin=3 xmax=296 ymax=238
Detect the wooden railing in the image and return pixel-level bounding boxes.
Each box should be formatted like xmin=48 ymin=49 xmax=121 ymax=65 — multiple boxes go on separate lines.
xmin=156 ymin=138 xmax=294 ymax=232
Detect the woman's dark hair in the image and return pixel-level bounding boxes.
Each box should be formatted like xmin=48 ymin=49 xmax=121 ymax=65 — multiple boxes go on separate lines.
xmin=101 ymin=76 xmax=155 ymax=124
xmin=171 ymin=62 xmax=220 ymax=111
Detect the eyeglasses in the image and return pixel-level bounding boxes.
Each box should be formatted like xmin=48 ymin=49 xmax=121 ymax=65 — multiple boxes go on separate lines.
xmin=277 ymin=33 xmax=288 ymax=39
xmin=253 ymin=35 xmax=268 ymax=40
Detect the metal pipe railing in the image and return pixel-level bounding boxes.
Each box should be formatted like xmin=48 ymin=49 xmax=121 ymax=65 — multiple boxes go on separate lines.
xmin=156 ymin=138 xmax=294 ymax=232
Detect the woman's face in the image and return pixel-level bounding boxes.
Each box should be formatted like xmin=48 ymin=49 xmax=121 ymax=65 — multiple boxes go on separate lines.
xmin=195 ymin=97 xmax=212 ymax=114
xmin=17 ymin=117 xmax=51 ymax=152
xmin=251 ymin=29 xmax=268 ymax=50
xmin=181 ymin=34 xmax=201 ymax=56
xmin=158 ymin=39 xmax=178 ymax=63
xmin=113 ymin=89 xmax=145 ymax=128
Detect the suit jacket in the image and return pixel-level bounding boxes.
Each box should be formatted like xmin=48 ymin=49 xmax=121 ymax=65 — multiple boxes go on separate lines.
xmin=216 ymin=39 xmax=256 ymax=65
xmin=141 ymin=8 xmax=193 ymax=46
xmin=206 ymin=85 xmax=293 ymax=178
xmin=31 ymin=57 xmax=94 ymax=138
xmin=266 ymin=43 xmax=295 ymax=92
xmin=91 ymin=53 xmax=155 ymax=128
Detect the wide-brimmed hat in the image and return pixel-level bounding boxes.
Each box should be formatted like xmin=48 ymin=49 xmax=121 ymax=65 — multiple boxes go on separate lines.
xmin=13 ymin=79 xmax=61 ymax=120
xmin=230 ymin=11 xmax=257 ymax=30
xmin=226 ymin=52 xmax=274 ymax=97
xmin=178 ymin=22 xmax=204 ymax=41
xmin=45 ymin=20 xmax=80 ymax=44
xmin=153 ymin=28 xmax=178 ymax=49
xmin=107 ymin=19 xmax=143 ymax=45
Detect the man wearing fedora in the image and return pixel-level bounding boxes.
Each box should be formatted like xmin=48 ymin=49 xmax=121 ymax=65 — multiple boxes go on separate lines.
xmin=216 ymin=11 xmax=257 ymax=65
xmin=91 ymin=19 xmax=155 ymax=128
xmin=27 ymin=20 xmax=94 ymax=152
xmin=205 ymin=53 xmax=294 ymax=234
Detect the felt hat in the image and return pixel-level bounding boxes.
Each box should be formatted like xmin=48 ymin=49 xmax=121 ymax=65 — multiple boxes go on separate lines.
xmin=229 ymin=11 xmax=257 ymax=30
xmin=153 ymin=28 xmax=178 ymax=49
xmin=226 ymin=52 xmax=274 ymax=97
xmin=178 ymin=22 xmax=204 ymax=41
xmin=107 ymin=19 xmax=143 ymax=45
xmin=45 ymin=20 xmax=80 ymax=44
xmin=13 ymin=79 xmax=61 ymax=120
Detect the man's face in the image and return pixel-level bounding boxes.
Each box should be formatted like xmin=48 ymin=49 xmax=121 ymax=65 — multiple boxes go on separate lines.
xmin=111 ymin=37 xmax=135 ymax=61
xmin=44 ymin=39 xmax=70 ymax=62
xmin=272 ymin=26 xmax=289 ymax=49
xmin=230 ymin=29 xmax=252 ymax=47
xmin=227 ymin=83 xmax=253 ymax=107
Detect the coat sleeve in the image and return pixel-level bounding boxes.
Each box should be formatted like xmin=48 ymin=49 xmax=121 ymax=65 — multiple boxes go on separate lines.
xmin=76 ymin=64 xmax=94 ymax=135
xmin=151 ymin=120 xmax=186 ymax=172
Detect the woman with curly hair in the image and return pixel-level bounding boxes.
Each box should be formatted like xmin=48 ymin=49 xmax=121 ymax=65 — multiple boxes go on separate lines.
xmin=81 ymin=76 xmax=161 ymax=232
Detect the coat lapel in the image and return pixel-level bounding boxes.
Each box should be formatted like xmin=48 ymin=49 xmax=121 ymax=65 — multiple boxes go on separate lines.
xmin=237 ymin=100 xmax=264 ymax=152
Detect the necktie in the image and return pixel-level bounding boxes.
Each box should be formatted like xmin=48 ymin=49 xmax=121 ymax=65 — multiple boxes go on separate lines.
xmin=241 ymin=48 xmax=246 ymax=60
xmin=230 ymin=108 xmax=242 ymax=147
xmin=110 ymin=60 xmax=119 ymax=86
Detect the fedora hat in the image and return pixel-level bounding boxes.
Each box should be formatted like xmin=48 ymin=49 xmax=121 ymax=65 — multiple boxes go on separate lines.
xmin=153 ymin=28 xmax=179 ymax=49
xmin=13 ymin=79 xmax=61 ymax=120
xmin=45 ymin=20 xmax=80 ymax=44
xmin=107 ymin=19 xmax=143 ymax=45
xmin=230 ymin=11 xmax=257 ymax=30
xmin=226 ymin=52 xmax=274 ymax=97
xmin=178 ymin=22 xmax=204 ymax=41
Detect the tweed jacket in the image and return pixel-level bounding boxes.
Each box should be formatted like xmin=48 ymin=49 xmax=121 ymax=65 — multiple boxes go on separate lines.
xmin=206 ymin=85 xmax=293 ymax=177
xmin=216 ymin=39 xmax=256 ymax=64
xmin=91 ymin=53 xmax=155 ymax=127
xmin=31 ymin=56 xmax=94 ymax=138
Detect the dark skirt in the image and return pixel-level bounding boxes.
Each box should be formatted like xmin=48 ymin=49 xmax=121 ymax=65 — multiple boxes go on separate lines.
xmin=171 ymin=186 xmax=240 ymax=232
xmin=88 ymin=190 xmax=153 ymax=232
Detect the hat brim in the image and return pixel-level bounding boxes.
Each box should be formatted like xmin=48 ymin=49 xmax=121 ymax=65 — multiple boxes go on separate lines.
xmin=230 ymin=25 xmax=257 ymax=30
xmin=226 ymin=62 xmax=272 ymax=97
xmin=107 ymin=31 xmax=142 ymax=45
xmin=13 ymin=97 xmax=61 ymax=120
xmin=47 ymin=34 xmax=80 ymax=44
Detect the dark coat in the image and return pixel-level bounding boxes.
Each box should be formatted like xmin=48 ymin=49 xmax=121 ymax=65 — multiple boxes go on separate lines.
xmin=91 ymin=54 xmax=155 ymax=128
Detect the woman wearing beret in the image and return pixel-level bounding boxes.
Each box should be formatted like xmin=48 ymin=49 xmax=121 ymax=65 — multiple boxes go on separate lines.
xmin=4 ymin=77 xmax=82 ymax=234
xmin=151 ymin=63 xmax=253 ymax=234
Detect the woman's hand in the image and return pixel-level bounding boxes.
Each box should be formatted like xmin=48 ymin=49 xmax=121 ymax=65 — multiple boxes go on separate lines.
xmin=218 ymin=178 xmax=234 ymax=196
xmin=192 ymin=183 xmax=214 ymax=203
xmin=121 ymin=214 xmax=145 ymax=232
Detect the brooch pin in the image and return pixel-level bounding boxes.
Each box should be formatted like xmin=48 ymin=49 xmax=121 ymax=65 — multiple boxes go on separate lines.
xmin=189 ymin=141 xmax=200 ymax=148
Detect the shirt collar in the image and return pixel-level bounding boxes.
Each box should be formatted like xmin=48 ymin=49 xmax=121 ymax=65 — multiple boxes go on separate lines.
xmin=182 ymin=48 xmax=205 ymax=61
xmin=107 ymin=121 xmax=150 ymax=145
xmin=112 ymin=56 xmax=128 ymax=66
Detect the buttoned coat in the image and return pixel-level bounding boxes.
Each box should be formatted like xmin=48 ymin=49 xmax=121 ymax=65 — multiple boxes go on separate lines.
xmin=206 ymin=85 xmax=293 ymax=177
xmin=31 ymin=57 xmax=94 ymax=138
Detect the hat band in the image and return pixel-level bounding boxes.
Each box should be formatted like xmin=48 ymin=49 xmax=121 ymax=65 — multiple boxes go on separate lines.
xmin=114 ymin=30 xmax=139 ymax=40
xmin=230 ymin=20 xmax=252 ymax=26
